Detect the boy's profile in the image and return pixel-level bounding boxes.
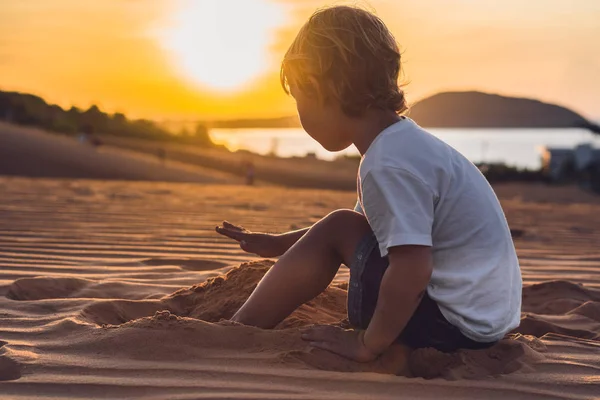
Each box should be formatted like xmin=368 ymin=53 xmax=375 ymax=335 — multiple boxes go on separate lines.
xmin=217 ymin=5 xmax=521 ymax=361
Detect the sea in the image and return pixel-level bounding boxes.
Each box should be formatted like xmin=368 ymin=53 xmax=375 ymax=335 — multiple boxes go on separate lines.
xmin=210 ymin=127 xmax=600 ymax=170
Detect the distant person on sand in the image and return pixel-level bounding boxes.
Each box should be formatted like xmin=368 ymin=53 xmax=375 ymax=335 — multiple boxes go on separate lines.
xmin=217 ymin=6 xmax=521 ymax=361
xmin=78 ymin=132 xmax=88 ymax=145
xmin=80 ymin=124 xmax=102 ymax=148
xmin=79 ymin=124 xmax=93 ymax=145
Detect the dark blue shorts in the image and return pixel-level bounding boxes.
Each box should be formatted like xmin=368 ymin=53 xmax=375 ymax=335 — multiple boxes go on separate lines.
xmin=347 ymin=233 xmax=497 ymax=353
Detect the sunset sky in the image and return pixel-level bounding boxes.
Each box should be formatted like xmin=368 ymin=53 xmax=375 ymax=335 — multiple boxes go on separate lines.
xmin=1 ymin=0 xmax=599 ymax=121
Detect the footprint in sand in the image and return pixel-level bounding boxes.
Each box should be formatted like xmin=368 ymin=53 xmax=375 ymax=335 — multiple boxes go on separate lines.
xmin=6 ymin=277 xmax=92 ymax=301
xmin=6 ymin=276 xmax=162 ymax=301
xmin=0 ymin=343 xmax=21 ymax=381
xmin=516 ymin=314 xmax=599 ymax=340
xmin=81 ymin=299 xmax=168 ymax=326
xmin=522 ymin=280 xmax=600 ymax=313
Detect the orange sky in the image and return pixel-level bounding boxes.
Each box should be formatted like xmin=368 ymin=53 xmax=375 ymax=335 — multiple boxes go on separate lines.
xmin=1 ymin=0 xmax=599 ymax=120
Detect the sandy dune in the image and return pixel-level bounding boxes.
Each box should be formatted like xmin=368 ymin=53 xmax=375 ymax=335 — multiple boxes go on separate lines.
xmin=0 ymin=178 xmax=599 ymax=399
xmin=0 ymin=122 xmax=240 ymax=184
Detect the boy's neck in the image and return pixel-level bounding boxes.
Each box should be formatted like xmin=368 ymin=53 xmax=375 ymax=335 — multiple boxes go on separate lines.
xmin=351 ymin=110 xmax=403 ymax=156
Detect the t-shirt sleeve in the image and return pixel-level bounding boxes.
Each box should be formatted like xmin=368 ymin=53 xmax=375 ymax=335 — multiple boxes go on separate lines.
xmin=361 ymin=167 xmax=435 ymax=256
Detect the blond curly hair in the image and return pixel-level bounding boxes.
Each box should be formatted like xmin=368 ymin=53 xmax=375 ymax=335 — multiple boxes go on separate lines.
xmin=280 ymin=5 xmax=407 ymax=117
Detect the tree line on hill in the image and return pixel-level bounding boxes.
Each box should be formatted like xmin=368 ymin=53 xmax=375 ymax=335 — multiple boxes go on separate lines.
xmin=0 ymin=90 xmax=214 ymax=146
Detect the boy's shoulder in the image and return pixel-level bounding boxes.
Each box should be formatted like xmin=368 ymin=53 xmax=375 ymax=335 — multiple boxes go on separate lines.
xmin=360 ymin=118 xmax=452 ymax=180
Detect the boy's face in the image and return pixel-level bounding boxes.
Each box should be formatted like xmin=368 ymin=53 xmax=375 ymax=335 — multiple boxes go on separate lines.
xmin=290 ymin=85 xmax=353 ymax=152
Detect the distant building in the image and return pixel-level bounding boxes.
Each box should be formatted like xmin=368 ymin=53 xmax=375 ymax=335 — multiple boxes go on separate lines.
xmin=540 ymin=144 xmax=600 ymax=192
xmin=540 ymin=147 xmax=574 ymax=181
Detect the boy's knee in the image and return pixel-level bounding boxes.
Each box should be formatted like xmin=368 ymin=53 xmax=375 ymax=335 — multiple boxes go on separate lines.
xmin=321 ymin=209 xmax=370 ymax=234
xmin=318 ymin=209 xmax=372 ymax=262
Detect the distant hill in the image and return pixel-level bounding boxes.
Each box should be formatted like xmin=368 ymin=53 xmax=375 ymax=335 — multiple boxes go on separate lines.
xmin=208 ymin=91 xmax=599 ymax=133
xmin=408 ymin=91 xmax=599 ymax=132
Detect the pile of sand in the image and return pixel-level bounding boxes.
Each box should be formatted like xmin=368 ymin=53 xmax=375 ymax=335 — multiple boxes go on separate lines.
xmin=76 ymin=260 xmax=347 ymax=329
xmin=0 ymin=122 xmax=239 ymax=183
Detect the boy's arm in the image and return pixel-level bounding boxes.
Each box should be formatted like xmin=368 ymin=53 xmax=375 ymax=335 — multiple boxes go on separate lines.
xmin=301 ymin=245 xmax=432 ymax=362
xmin=303 ymin=170 xmax=434 ymax=360
xmin=362 ymin=245 xmax=432 ymax=355
xmin=218 ymin=205 xmax=360 ymax=257
xmin=216 ymin=221 xmax=310 ymax=257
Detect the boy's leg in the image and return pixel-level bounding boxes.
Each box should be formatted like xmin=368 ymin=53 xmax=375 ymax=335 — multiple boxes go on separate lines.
xmin=231 ymin=210 xmax=371 ymax=329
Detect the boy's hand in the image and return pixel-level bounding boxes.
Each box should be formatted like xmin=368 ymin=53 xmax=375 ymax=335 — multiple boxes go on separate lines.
xmin=301 ymin=325 xmax=379 ymax=363
xmin=216 ymin=221 xmax=285 ymax=258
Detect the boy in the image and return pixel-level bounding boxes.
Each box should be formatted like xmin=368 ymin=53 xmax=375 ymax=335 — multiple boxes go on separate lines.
xmin=216 ymin=6 xmax=521 ymax=362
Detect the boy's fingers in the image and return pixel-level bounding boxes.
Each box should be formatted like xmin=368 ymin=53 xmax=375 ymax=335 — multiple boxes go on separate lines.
xmin=215 ymin=226 xmax=246 ymax=241
xmin=223 ymin=221 xmax=244 ymax=231
xmin=301 ymin=325 xmax=340 ymax=342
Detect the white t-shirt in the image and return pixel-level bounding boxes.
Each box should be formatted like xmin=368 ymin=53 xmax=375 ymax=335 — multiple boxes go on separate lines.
xmin=355 ymin=117 xmax=522 ymax=342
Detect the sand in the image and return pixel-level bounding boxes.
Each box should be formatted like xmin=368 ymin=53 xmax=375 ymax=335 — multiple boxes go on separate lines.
xmin=0 ymin=177 xmax=599 ymax=399
xmin=97 ymin=135 xmax=359 ymax=190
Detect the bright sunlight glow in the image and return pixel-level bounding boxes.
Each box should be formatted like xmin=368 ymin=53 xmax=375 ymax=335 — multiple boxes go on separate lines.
xmin=159 ymin=0 xmax=286 ymax=92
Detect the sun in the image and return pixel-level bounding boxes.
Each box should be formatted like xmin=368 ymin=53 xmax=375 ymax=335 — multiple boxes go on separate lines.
xmin=159 ymin=0 xmax=286 ymax=92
